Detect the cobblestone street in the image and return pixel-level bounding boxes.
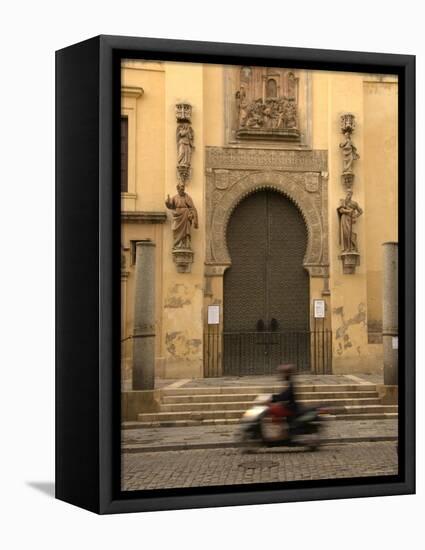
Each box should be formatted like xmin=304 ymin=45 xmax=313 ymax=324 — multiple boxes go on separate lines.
xmin=122 ymin=440 xmax=398 ymax=491
xmin=122 ymin=418 xmax=397 ymax=452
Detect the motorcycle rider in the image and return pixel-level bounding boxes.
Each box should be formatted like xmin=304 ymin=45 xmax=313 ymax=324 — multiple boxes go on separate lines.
xmin=271 ymin=363 xmax=299 ymax=417
xmin=272 ymin=364 xmax=319 ymax=427
xmin=264 ymin=364 xmax=299 ymax=441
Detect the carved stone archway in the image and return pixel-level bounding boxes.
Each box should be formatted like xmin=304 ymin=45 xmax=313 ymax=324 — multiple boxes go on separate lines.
xmin=205 ymin=147 xmax=329 ymax=280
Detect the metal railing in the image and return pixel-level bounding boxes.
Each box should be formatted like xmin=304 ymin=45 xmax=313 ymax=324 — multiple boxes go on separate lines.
xmin=204 ymin=329 xmax=332 ymax=377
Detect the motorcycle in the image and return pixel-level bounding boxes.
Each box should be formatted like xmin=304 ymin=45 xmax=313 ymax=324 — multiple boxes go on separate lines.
xmin=239 ymin=393 xmax=328 ymax=451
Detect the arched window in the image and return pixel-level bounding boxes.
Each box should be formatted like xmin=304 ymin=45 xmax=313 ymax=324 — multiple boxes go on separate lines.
xmin=266 ymin=78 xmax=277 ymax=98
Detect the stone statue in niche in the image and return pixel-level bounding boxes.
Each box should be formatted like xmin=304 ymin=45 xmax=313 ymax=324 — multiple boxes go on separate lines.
xmin=339 ymin=131 xmax=360 ymax=174
xmin=337 ymin=190 xmax=363 ymax=253
xmin=176 ymin=123 xmax=194 ymax=168
xmin=235 ymin=88 xmax=249 ymax=128
xmin=165 ymin=182 xmax=198 ymax=250
xmin=175 ymin=103 xmax=194 ymax=184
xmin=339 ymin=113 xmax=359 ymax=177
xmin=287 ymin=72 xmax=296 ymax=99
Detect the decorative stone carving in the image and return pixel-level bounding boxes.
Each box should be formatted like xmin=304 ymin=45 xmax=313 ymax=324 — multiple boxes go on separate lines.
xmin=305 ymin=172 xmax=320 ymax=193
xmin=339 ymin=113 xmax=360 ymax=186
xmin=165 ymin=182 xmax=198 ymax=273
xmin=206 ymin=147 xmax=327 ymax=172
xmin=340 ymin=112 xmax=356 ymax=134
xmin=176 ymin=103 xmax=194 ymax=184
xmin=235 ymin=67 xmax=300 ymax=141
xmin=171 ymin=248 xmax=195 ymax=274
xmin=337 ymin=114 xmax=363 ymax=273
xmin=337 ymin=190 xmax=363 ymax=274
xmin=205 ymin=147 xmax=329 ymax=282
xmin=214 ymin=169 xmax=230 ymax=190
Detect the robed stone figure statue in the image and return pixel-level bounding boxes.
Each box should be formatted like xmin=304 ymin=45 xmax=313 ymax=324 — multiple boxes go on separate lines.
xmin=176 ymin=123 xmax=194 ymax=168
xmin=339 ymin=131 xmax=360 ymax=174
xmin=337 ymin=190 xmax=363 ymax=253
xmin=165 ymin=183 xmax=198 ymax=249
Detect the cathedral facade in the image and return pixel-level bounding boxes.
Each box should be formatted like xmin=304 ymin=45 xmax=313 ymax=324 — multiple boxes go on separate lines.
xmin=120 ymin=59 xmax=398 ymax=386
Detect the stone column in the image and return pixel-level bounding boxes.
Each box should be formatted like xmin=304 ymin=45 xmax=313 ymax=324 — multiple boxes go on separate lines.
xmin=132 ymin=240 xmax=156 ymax=390
xmin=382 ymin=242 xmax=398 ymax=385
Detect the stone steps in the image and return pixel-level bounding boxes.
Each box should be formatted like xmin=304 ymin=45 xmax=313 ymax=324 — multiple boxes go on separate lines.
xmin=131 ymin=383 xmax=397 ymax=427
xmin=162 ymin=390 xmax=379 ymax=404
xmin=137 ymin=404 xmax=398 ymax=423
xmin=160 ymin=397 xmax=383 ymax=412
xmin=162 ymin=384 xmax=377 ymax=396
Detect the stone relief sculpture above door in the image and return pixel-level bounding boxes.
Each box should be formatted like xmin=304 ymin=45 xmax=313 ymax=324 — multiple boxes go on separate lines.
xmin=225 ymin=66 xmax=312 ymax=147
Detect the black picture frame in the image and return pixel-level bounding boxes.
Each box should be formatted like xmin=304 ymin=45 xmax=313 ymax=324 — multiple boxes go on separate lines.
xmin=56 ymin=35 xmax=415 ymax=514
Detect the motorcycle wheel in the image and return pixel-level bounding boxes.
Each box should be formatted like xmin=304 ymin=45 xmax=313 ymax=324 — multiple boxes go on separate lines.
xmin=260 ymin=415 xmax=289 ymax=444
xmin=238 ymin=424 xmax=261 ymax=453
xmin=304 ymin=425 xmax=322 ymax=451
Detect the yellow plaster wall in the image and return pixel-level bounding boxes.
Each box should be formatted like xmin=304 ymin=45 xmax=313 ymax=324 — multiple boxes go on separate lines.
xmin=121 ymin=61 xmax=165 ymax=212
xmin=203 ymin=64 xmax=225 ymax=146
xmin=363 ymin=77 xmax=398 ymax=336
xmin=311 ymin=71 xmax=329 ymax=150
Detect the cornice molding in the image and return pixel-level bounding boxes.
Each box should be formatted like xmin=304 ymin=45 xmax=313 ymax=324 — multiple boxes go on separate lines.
xmin=121 ymin=211 xmax=167 ymax=224
xmin=121 ymin=86 xmax=144 ymax=98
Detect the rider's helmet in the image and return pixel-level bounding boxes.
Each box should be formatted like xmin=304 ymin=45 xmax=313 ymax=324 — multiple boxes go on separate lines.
xmin=277 ymin=363 xmax=295 ymax=380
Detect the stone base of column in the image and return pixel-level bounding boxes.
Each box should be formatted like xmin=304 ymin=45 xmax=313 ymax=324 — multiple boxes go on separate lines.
xmin=376 ymin=384 xmax=398 ymax=405
xmin=383 ymin=334 xmax=398 ymax=386
xmin=121 ymin=390 xmax=161 ymax=422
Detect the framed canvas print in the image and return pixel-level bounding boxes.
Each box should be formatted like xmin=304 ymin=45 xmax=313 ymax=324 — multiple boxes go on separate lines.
xmin=56 ymin=35 xmax=415 ymax=514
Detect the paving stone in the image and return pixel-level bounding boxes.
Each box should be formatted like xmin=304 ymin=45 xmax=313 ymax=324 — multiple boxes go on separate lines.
xmin=121 ymin=418 xmax=397 ymax=452
xmin=121 ymin=441 xmax=397 ymax=491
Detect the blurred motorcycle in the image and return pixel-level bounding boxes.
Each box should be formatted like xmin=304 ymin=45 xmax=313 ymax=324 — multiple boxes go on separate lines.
xmin=239 ymin=394 xmax=328 ymax=451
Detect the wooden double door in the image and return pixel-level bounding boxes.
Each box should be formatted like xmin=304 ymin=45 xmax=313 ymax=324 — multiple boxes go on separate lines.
xmin=223 ymin=190 xmax=310 ymax=374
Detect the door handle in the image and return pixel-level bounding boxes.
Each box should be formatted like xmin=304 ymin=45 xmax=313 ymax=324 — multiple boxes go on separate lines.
xmin=270 ymin=318 xmax=279 ymax=332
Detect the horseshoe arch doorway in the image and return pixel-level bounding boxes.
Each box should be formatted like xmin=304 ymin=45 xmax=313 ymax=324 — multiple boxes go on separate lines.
xmin=223 ymin=189 xmax=310 ymax=374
